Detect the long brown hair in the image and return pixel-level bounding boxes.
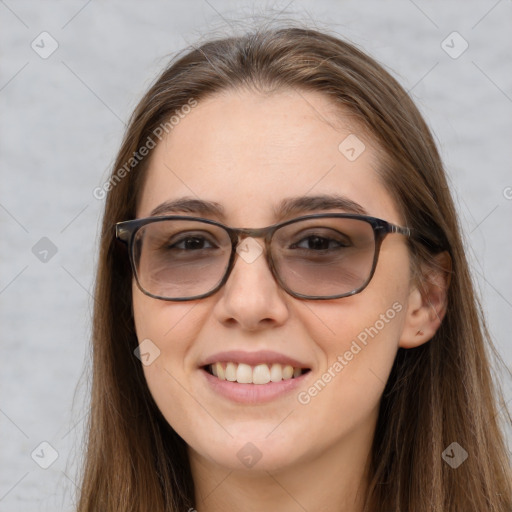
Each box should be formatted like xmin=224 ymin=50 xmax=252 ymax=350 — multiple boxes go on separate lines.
xmin=77 ymin=24 xmax=512 ymax=511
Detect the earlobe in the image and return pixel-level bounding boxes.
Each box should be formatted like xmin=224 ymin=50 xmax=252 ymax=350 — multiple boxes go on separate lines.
xmin=399 ymin=251 xmax=452 ymax=349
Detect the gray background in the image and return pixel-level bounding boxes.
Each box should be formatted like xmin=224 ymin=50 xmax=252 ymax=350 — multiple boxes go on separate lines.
xmin=1 ymin=1 xmax=511 ymax=510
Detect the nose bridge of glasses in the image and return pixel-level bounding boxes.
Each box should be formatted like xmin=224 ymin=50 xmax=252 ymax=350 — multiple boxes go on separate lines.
xmin=231 ymin=226 xmax=273 ymax=248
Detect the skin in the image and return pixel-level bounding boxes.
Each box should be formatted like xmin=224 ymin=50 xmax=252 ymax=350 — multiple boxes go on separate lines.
xmin=132 ymin=88 xmax=447 ymax=512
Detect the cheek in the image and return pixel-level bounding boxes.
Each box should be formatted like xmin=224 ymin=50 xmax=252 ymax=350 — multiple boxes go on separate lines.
xmin=294 ymin=297 xmax=405 ymax=427
xmin=132 ymin=283 xmax=203 ymax=421
xmin=293 ymin=247 xmax=409 ymax=429
xmin=132 ymin=280 xmax=203 ymax=352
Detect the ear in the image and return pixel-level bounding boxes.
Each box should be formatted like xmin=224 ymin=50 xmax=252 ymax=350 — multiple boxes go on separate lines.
xmin=399 ymin=251 xmax=452 ymax=349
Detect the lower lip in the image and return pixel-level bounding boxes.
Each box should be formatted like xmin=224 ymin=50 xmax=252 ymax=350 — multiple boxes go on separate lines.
xmin=200 ymin=368 xmax=310 ymax=404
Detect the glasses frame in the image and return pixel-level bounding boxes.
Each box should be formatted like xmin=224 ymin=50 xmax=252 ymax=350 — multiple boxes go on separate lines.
xmin=115 ymin=213 xmax=413 ymax=301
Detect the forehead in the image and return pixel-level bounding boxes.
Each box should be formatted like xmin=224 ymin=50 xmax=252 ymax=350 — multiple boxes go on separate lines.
xmin=136 ymin=88 xmax=401 ymax=225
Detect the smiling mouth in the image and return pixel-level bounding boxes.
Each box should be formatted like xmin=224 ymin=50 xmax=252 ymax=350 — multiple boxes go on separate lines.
xmin=203 ymin=362 xmax=311 ymax=385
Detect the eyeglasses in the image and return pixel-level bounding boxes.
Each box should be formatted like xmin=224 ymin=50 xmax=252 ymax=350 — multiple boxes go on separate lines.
xmin=115 ymin=213 xmax=412 ymax=301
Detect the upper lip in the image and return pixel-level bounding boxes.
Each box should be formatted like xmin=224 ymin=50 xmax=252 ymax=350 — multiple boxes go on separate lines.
xmin=199 ymin=350 xmax=310 ymax=369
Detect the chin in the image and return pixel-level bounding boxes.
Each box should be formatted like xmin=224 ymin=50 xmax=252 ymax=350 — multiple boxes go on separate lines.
xmin=185 ymin=430 xmax=306 ymax=473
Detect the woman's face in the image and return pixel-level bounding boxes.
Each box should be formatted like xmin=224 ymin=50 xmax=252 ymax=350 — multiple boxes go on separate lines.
xmin=133 ymin=88 xmax=415 ymax=475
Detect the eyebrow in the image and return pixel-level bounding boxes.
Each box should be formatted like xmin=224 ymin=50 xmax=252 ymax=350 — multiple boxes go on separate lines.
xmin=148 ymin=194 xmax=368 ymax=222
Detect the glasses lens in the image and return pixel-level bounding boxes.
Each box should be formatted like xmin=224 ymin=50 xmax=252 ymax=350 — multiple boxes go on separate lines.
xmin=133 ymin=219 xmax=232 ymax=299
xmin=272 ymin=217 xmax=376 ymax=297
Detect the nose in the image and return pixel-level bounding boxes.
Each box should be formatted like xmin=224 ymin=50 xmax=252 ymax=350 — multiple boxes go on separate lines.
xmin=212 ymin=237 xmax=290 ymax=331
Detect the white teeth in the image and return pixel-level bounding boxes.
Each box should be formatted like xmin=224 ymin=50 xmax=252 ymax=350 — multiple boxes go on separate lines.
xmin=253 ymin=364 xmax=271 ymax=384
xmin=236 ymin=363 xmax=252 ymax=384
xmin=215 ymin=362 xmax=225 ymax=380
xmin=225 ymin=362 xmax=237 ymax=382
xmin=208 ymin=362 xmax=306 ymax=384
xmin=269 ymin=363 xmax=282 ymax=382
xmin=282 ymin=365 xmax=294 ymax=380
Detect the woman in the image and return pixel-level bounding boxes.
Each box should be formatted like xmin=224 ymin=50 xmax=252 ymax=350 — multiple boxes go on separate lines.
xmin=78 ymin=25 xmax=512 ymax=511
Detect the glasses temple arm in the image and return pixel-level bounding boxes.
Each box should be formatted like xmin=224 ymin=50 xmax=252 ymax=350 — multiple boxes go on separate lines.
xmin=115 ymin=224 xmax=131 ymax=244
